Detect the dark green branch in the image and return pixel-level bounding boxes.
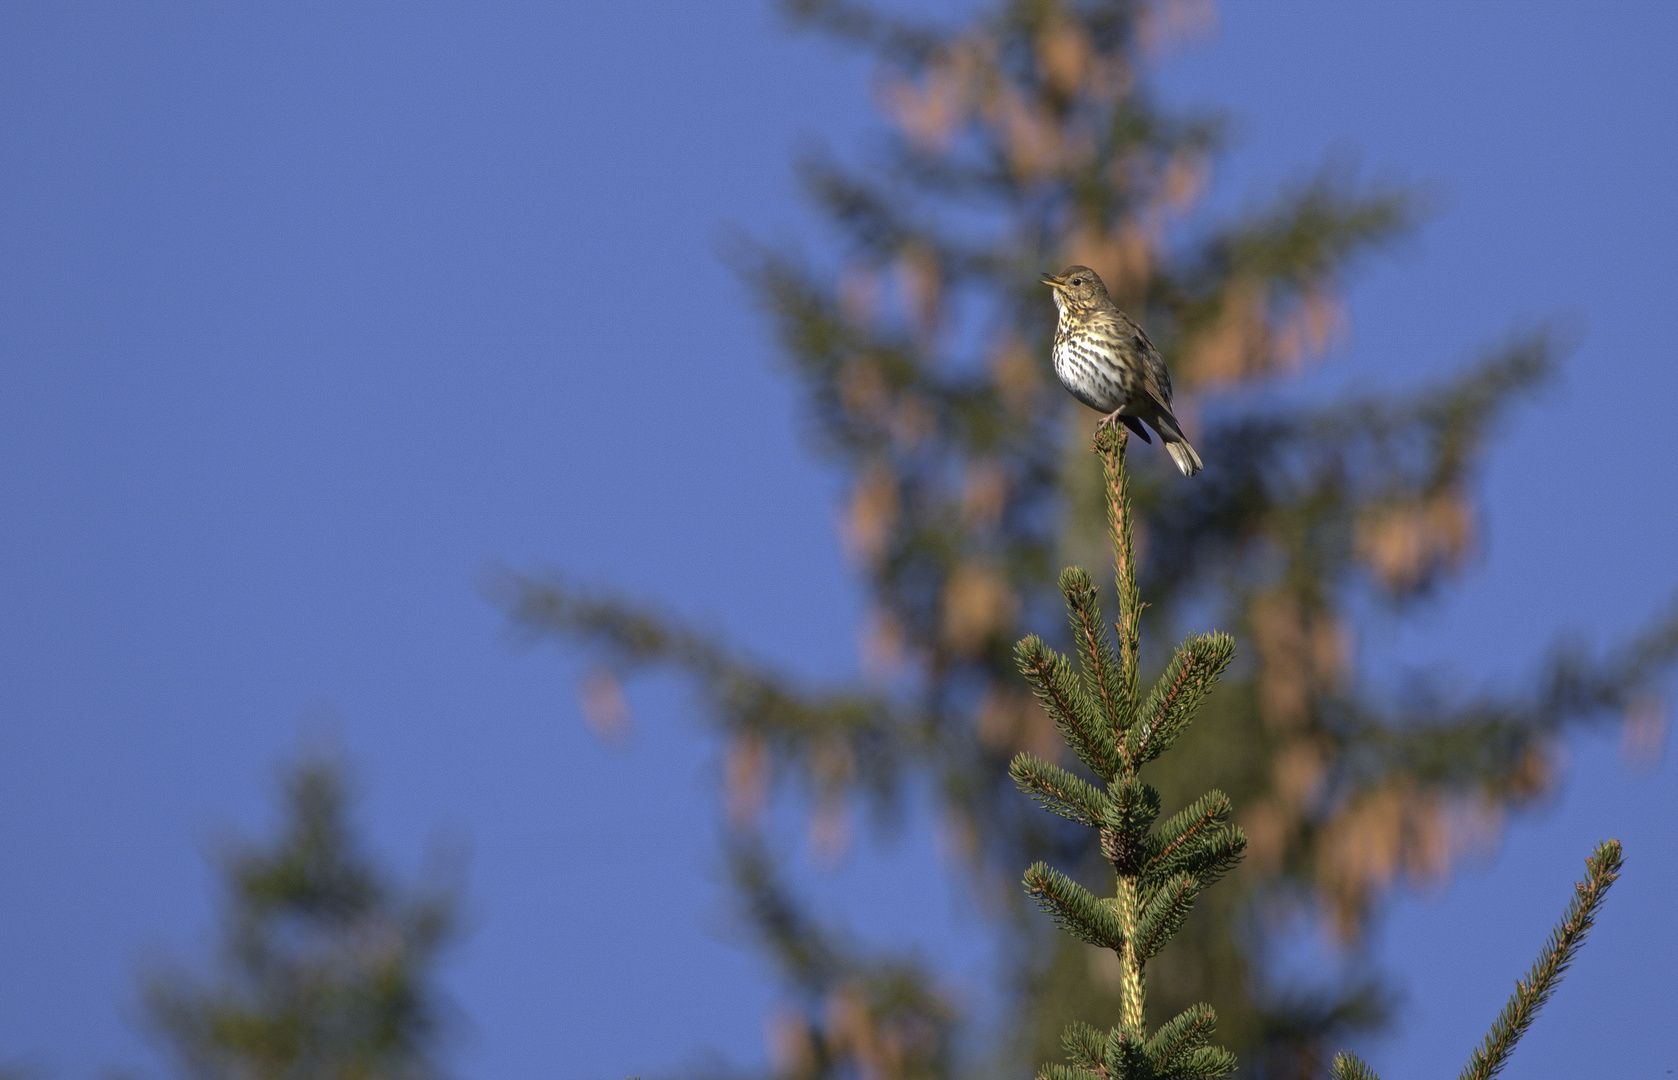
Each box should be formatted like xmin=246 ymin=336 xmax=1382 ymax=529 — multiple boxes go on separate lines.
xmin=1018 ymin=636 xmax=1120 ymax=780
xmin=1024 ymin=862 xmax=1126 ymax=953
xmin=1011 ymin=752 xmax=1110 ymax=828
xmin=1062 ymin=566 xmax=1131 ymax=734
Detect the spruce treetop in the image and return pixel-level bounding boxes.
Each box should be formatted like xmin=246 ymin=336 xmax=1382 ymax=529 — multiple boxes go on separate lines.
xmin=1013 ymin=426 xmax=1244 ymax=1079
xmin=1019 ymin=428 xmax=1625 ymax=1080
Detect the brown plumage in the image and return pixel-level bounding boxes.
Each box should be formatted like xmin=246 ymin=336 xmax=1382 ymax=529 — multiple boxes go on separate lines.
xmin=1041 ymin=265 xmax=1203 ymax=476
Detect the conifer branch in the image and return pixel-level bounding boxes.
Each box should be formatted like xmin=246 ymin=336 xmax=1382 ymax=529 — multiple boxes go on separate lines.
xmin=1161 ymin=1046 xmax=1239 ymax=1080
xmin=1144 ymin=1003 xmax=1220 ymax=1075
xmin=1039 ymin=1064 xmax=1106 ymax=1080
xmin=1134 ymin=873 xmax=1201 ymax=960
xmin=1146 ymin=791 xmax=1247 ymax=889
xmin=1062 ymin=1021 xmax=1109 ymax=1073
xmin=1330 ymin=1051 xmax=1382 ymax=1080
xmin=1023 ymin=862 xmax=1127 ymax=952
xmin=1062 ymin=566 xmax=1132 ymax=733
xmin=1149 ymin=835 xmax=1247 ymax=895
xmin=1100 ymin=778 xmax=1161 ymax=873
xmin=1130 ymin=633 xmax=1236 ymax=767
xmin=1010 ymin=752 xmax=1109 ymax=827
xmin=1455 ymin=839 xmax=1624 ymax=1080
xmin=1104 ymin=1030 xmax=1149 ymax=1079
xmin=493 ymin=571 xmax=900 ymax=746
xmin=1017 ymin=635 xmax=1119 ymax=780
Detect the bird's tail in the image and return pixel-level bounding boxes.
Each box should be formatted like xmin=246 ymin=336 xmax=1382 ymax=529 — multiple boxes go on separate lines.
xmin=1164 ymin=436 xmax=1203 ymax=477
xmin=1143 ymin=399 xmax=1203 ymax=477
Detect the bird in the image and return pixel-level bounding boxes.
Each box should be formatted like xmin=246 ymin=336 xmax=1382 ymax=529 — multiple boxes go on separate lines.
xmin=1041 ymin=265 xmax=1203 ymax=476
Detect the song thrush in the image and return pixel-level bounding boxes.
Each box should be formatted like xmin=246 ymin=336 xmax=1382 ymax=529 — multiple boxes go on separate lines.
xmin=1042 ymin=265 xmax=1203 ymax=476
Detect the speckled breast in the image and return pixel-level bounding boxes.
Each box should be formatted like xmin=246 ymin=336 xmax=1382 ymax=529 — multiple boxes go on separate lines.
xmin=1052 ymin=322 xmax=1135 ymax=415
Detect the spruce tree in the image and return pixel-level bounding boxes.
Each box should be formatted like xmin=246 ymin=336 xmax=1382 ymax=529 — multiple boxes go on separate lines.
xmin=145 ymin=757 xmax=456 ymax=1080
xmin=1018 ymin=428 xmax=1624 ymax=1080
xmin=499 ymin=0 xmax=1678 ymax=1073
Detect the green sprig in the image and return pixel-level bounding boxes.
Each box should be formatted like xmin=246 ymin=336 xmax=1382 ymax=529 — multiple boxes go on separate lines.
xmin=1455 ymin=839 xmax=1624 ymax=1080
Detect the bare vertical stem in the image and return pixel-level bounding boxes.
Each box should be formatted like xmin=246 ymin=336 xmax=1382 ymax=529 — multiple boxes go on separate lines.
xmin=1097 ymin=427 xmax=1142 ymax=723
xmin=1114 ymin=875 xmax=1147 ymax=1038
xmin=1096 ymin=426 xmax=1149 ymax=1040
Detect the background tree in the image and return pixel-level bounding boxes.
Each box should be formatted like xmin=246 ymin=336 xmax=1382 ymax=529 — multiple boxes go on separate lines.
xmin=145 ymin=756 xmax=457 ymax=1080
xmin=499 ymin=0 xmax=1678 ymax=1075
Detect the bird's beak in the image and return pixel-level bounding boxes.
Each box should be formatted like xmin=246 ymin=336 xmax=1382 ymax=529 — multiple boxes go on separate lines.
xmin=1040 ymin=273 xmax=1067 ymax=290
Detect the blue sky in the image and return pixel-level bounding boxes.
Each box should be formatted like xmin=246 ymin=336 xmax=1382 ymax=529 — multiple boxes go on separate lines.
xmin=1 ymin=3 xmax=1674 ymax=1079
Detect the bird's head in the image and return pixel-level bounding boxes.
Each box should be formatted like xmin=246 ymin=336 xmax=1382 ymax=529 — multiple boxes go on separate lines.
xmin=1040 ymin=265 xmax=1111 ymax=312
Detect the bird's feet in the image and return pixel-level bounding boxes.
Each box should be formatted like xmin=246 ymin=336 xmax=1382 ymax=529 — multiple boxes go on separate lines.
xmin=1097 ymin=410 xmax=1124 ymax=431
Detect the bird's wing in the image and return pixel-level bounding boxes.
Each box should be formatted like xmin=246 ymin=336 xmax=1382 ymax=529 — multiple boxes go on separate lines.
xmin=1120 ymin=312 xmax=1174 ymax=405
xmin=1098 ymin=310 xmax=1174 ymax=412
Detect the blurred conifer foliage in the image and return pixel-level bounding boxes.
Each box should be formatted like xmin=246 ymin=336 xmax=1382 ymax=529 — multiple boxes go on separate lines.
xmin=500 ymin=0 xmax=1678 ymax=1075
xmin=146 ymin=758 xmax=456 ymax=1080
